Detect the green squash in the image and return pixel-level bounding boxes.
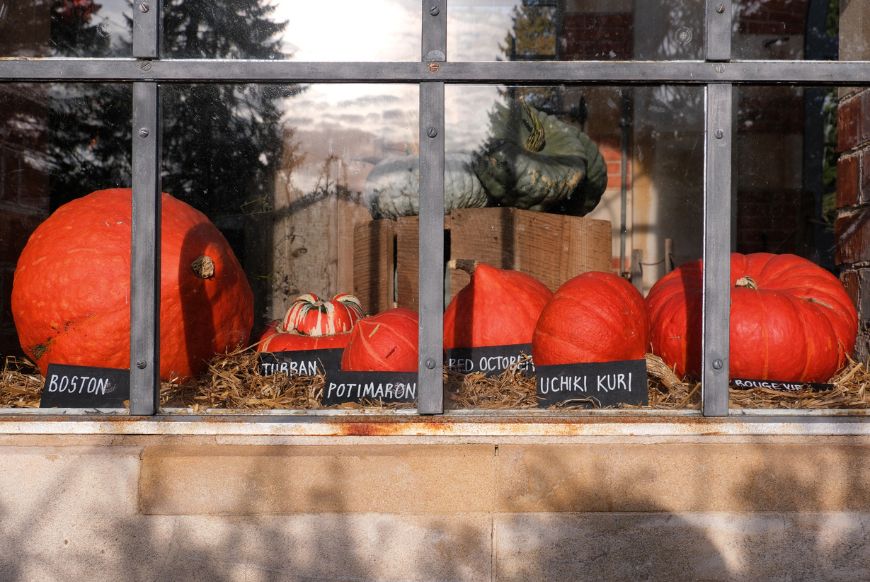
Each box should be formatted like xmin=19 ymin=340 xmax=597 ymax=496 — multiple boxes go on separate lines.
xmin=365 ymin=153 xmax=487 ymax=219
xmin=472 ymin=101 xmax=607 ymax=215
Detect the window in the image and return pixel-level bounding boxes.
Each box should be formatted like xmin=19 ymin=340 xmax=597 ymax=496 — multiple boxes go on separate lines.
xmin=1 ymin=1 xmax=868 ymax=418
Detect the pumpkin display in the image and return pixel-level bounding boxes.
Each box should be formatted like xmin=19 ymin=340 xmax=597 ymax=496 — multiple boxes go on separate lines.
xmin=646 ymin=252 xmax=858 ymax=382
xmin=443 ymin=260 xmax=552 ymax=349
xmin=341 ymin=308 xmax=418 ymax=372
xmin=281 ymin=293 xmax=364 ymax=337
xmin=532 ymin=271 xmax=649 ymax=365
xmin=256 ymin=321 xmax=352 ymax=352
xmin=364 ymin=153 xmax=488 ymax=219
xmin=11 ymin=188 xmax=253 ymax=380
xmin=472 ymin=100 xmax=608 ymax=214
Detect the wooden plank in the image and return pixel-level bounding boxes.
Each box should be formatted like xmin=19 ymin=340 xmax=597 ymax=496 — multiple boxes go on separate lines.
xmin=395 ymin=216 xmax=421 ymax=311
xmin=366 ymin=208 xmax=613 ymax=310
xmin=352 ymin=219 xmax=395 ymax=315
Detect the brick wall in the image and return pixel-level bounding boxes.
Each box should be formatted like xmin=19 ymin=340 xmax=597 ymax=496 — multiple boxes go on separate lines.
xmin=836 ymin=89 xmax=870 ymax=360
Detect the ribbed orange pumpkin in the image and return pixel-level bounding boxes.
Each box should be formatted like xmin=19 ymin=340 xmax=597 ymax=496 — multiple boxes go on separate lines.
xmin=646 ymin=252 xmax=858 ymax=382
xmin=443 ymin=261 xmax=552 ymax=349
xmin=257 ymin=321 xmax=352 ymax=352
xmin=11 ymin=188 xmax=253 ymax=380
xmin=281 ymin=293 xmax=364 ymax=337
xmin=532 ymin=271 xmax=649 ymax=365
xmin=341 ymin=308 xmax=418 ymax=372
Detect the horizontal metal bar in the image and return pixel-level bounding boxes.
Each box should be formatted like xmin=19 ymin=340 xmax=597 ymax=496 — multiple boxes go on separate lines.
xmin=2 ymin=59 xmax=870 ymax=84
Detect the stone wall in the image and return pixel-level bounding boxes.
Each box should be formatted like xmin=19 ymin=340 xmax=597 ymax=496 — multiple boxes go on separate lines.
xmin=1 ymin=430 xmax=869 ymax=581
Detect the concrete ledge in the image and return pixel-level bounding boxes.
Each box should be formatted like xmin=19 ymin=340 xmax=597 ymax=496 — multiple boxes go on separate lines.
xmin=140 ymin=444 xmax=496 ymax=515
xmin=496 ymin=443 xmax=870 ymax=512
xmin=138 ymin=442 xmax=870 ymax=515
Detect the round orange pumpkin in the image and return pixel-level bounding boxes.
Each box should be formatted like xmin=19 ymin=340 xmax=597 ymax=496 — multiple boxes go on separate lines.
xmin=646 ymin=252 xmax=858 ymax=382
xmin=443 ymin=261 xmax=552 ymax=349
xmin=11 ymin=188 xmax=253 ymax=380
xmin=532 ymin=271 xmax=649 ymax=365
xmin=257 ymin=321 xmax=352 ymax=352
xmin=341 ymin=308 xmax=418 ymax=372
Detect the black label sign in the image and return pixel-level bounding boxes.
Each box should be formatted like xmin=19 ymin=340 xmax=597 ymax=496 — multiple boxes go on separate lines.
xmin=258 ymin=349 xmax=343 ymax=377
xmin=731 ymin=378 xmax=834 ymax=392
xmin=322 ymin=371 xmax=417 ymax=405
xmin=445 ymin=344 xmax=535 ymax=376
xmin=536 ymin=359 xmax=648 ymax=408
xmin=40 ymin=364 xmax=130 ymax=408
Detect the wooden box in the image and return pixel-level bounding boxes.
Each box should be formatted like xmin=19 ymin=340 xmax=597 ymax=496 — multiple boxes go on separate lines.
xmin=353 ymin=207 xmax=612 ymax=312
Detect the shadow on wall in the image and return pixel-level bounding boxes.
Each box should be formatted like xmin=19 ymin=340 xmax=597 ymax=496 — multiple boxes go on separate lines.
xmin=0 ymin=441 xmax=869 ymax=581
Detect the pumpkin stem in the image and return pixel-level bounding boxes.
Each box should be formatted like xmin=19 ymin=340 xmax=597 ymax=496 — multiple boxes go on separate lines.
xmin=447 ymin=259 xmax=478 ymax=275
xmin=520 ymin=101 xmax=546 ymax=153
xmin=735 ymin=275 xmax=758 ymax=290
xmin=191 ymin=256 xmax=216 ymax=279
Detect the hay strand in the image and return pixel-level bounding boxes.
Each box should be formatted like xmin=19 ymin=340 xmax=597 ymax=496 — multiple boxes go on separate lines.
xmin=2 ymin=348 xmax=868 ymax=411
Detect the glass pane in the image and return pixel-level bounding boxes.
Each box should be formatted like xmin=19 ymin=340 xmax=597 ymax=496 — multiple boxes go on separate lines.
xmin=159 ymin=83 xmax=419 ymax=411
xmin=0 ymin=83 xmax=132 ymax=409
xmin=443 ymin=84 xmax=705 ymax=411
xmin=161 ymin=0 xmax=421 ymax=61
xmin=449 ymin=0 xmax=704 ymax=61
xmin=0 ymin=0 xmax=131 ymax=57
xmin=731 ymin=85 xmax=868 ymax=410
xmin=733 ymin=0 xmax=846 ymax=60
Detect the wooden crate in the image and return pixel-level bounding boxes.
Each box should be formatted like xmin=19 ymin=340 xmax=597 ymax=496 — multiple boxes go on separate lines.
xmin=354 ymin=207 xmax=613 ymax=312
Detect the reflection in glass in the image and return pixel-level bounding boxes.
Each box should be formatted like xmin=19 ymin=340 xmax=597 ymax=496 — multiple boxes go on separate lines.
xmin=729 ymin=85 xmax=868 ymax=408
xmin=162 ymin=0 xmax=420 ymax=61
xmin=443 ymin=84 xmax=704 ymax=410
xmin=0 ymin=0 xmax=131 ymax=57
xmin=733 ymin=0 xmax=840 ymax=61
xmin=448 ymin=84 xmax=705 ymax=292
xmin=449 ymin=0 xmax=704 ymax=61
xmin=161 ymin=83 xmax=419 ymax=331
xmin=0 ymin=84 xmax=131 ymax=407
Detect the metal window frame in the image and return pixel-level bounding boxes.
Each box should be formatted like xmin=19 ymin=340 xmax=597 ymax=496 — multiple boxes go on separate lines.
xmin=2 ymin=0 xmax=869 ymax=419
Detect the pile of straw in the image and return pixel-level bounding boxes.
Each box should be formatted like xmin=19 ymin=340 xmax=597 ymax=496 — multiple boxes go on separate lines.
xmin=2 ymin=349 xmax=867 ymax=412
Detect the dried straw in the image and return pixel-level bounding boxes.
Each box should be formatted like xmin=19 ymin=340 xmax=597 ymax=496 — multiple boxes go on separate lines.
xmin=444 ymin=357 xmax=537 ymax=409
xmin=2 ymin=348 xmax=868 ymax=412
xmin=0 ymin=356 xmax=42 ymax=408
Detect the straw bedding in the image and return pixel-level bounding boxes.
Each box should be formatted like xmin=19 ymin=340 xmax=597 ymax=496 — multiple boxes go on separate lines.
xmin=2 ymin=350 xmax=868 ymax=411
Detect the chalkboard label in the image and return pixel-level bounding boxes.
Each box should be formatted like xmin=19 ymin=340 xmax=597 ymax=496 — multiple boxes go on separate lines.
xmin=731 ymin=378 xmax=834 ymax=392
xmin=536 ymin=359 xmax=648 ymax=408
xmin=258 ymin=349 xmax=343 ymax=377
xmin=322 ymin=371 xmax=417 ymax=405
xmin=445 ymin=344 xmax=535 ymax=376
xmin=40 ymin=364 xmax=130 ymax=408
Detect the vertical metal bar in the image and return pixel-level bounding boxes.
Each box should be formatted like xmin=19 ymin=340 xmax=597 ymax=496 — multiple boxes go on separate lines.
xmin=422 ymin=0 xmax=447 ymax=63
xmin=131 ymin=82 xmax=161 ymax=415
xmin=132 ymin=0 xmax=159 ymax=58
xmin=418 ymin=82 xmax=445 ymax=414
xmin=418 ymin=0 xmax=446 ymax=414
xmin=702 ymin=84 xmax=733 ymax=417
xmin=705 ymin=0 xmax=732 ymax=61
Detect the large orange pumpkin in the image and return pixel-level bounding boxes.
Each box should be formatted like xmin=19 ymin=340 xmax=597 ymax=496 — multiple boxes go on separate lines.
xmin=532 ymin=271 xmax=649 ymax=365
xmin=341 ymin=308 xmax=418 ymax=372
xmin=646 ymin=252 xmax=858 ymax=382
xmin=11 ymin=188 xmax=253 ymax=379
xmin=443 ymin=261 xmax=552 ymax=349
